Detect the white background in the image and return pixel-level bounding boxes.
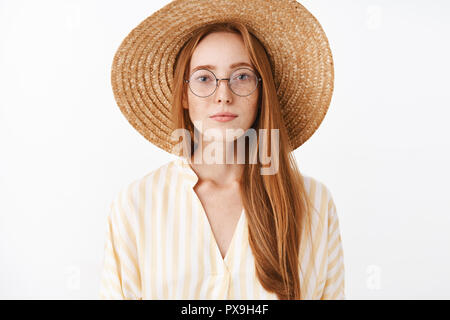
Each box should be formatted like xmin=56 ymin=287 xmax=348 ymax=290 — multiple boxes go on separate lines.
xmin=1 ymin=0 xmax=449 ymax=299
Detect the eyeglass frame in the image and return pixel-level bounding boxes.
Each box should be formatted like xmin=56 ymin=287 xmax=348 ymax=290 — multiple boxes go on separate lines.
xmin=184 ymin=67 xmax=262 ymax=98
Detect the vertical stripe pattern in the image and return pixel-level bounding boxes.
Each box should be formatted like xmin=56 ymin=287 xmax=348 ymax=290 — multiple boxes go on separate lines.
xmin=99 ymin=157 xmax=345 ymax=299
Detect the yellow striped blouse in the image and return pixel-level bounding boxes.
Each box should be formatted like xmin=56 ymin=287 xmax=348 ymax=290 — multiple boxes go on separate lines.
xmin=99 ymin=156 xmax=345 ymax=299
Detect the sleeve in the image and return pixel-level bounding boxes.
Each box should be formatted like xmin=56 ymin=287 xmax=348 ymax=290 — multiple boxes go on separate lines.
xmin=99 ymin=191 xmax=142 ymax=300
xmin=321 ymin=193 xmax=346 ymax=300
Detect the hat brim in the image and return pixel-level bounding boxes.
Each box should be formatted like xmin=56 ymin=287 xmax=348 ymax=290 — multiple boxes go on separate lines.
xmin=111 ymin=0 xmax=334 ymax=154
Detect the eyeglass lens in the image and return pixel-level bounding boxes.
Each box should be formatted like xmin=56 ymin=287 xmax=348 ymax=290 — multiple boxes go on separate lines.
xmin=188 ymin=68 xmax=259 ymax=97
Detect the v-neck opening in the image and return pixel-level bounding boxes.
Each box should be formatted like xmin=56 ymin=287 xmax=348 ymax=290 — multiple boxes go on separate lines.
xmin=193 ymin=192 xmax=245 ymax=269
xmin=174 ymin=157 xmax=245 ymax=271
xmin=222 ymin=207 xmax=244 ymax=262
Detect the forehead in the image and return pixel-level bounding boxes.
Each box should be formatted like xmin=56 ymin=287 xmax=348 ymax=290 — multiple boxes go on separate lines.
xmin=190 ymin=32 xmax=252 ymax=71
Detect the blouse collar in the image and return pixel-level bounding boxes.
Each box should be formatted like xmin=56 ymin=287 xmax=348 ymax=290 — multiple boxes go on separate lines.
xmin=173 ymin=156 xmax=199 ymax=188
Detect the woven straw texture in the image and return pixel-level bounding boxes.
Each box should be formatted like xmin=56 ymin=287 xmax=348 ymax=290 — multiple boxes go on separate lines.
xmin=111 ymin=0 xmax=334 ymax=154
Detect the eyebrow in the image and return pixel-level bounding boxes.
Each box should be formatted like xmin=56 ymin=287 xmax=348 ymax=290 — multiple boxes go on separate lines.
xmin=191 ymin=62 xmax=254 ymax=73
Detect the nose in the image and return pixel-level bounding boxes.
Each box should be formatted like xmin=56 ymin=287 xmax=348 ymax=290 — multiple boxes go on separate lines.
xmin=215 ymin=79 xmax=232 ymax=103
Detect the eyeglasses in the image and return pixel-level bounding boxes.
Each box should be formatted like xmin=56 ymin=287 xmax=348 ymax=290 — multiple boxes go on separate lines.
xmin=184 ymin=67 xmax=262 ymax=98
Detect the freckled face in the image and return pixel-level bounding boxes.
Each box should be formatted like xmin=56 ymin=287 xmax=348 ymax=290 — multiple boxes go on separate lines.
xmin=183 ymin=32 xmax=260 ymax=142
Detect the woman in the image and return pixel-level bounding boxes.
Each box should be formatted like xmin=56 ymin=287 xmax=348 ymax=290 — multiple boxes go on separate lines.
xmin=100 ymin=0 xmax=345 ymax=300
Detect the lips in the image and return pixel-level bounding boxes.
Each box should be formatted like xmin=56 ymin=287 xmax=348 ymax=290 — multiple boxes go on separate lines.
xmin=210 ymin=112 xmax=238 ymax=123
xmin=210 ymin=112 xmax=238 ymax=118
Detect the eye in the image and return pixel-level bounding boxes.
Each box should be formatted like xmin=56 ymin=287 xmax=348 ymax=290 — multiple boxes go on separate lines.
xmin=233 ymin=72 xmax=252 ymax=81
xmin=195 ymin=74 xmax=214 ymax=82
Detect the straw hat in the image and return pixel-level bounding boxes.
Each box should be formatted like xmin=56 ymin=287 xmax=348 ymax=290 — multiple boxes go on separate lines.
xmin=111 ymin=0 xmax=334 ymax=154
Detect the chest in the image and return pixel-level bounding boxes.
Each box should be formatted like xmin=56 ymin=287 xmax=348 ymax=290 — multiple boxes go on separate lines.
xmin=193 ymin=182 xmax=243 ymax=259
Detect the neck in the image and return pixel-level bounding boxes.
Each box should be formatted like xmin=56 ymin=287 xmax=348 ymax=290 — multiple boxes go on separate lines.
xmin=189 ymin=139 xmax=244 ymax=187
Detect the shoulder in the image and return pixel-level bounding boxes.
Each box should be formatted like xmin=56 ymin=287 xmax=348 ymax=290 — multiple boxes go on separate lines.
xmin=110 ymin=159 xmax=180 ymax=211
xmin=301 ymin=173 xmax=338 ymax=224
xmin=302 ymin=174 xmax=335 ymax=204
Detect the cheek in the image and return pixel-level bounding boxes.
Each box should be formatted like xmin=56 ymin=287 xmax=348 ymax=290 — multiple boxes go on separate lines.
xmin=245 ymin=95 xmax=260 ymax=128
xmin=245 ymin=95 xmax=260 ymax=119
xmin=187 ymin=96 xmax=210 ymax=126
xmin=186 ymin=94 xmax=200 ymax=118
